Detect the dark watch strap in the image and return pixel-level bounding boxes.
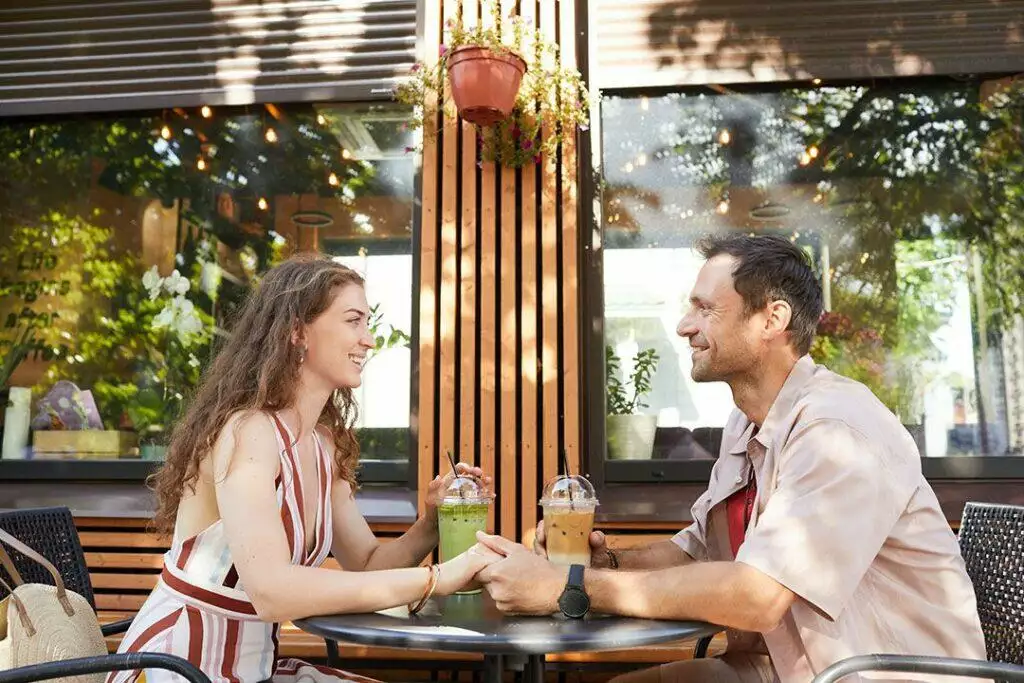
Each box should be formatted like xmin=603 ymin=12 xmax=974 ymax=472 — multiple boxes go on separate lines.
xmin=567 ymin=563 xmax=585 ymax=588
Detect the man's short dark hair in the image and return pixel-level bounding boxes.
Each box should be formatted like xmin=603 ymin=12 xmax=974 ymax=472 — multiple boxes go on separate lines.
xmin=697 ymin=233 xmax=823 ymax=355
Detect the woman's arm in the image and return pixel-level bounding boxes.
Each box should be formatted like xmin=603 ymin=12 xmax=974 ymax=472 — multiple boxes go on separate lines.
xmin=328 ymin=478 xmax=439 ymax=572
xmin=213 ymin=413 xmax=485 ymax=622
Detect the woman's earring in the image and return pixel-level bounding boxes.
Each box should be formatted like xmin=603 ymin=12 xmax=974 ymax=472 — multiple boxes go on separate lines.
xmin=298 ymin=344 xmax=307 ymax=364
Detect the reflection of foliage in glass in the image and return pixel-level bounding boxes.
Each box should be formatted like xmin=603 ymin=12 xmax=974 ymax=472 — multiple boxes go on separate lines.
xmin=606 ymin=345 xmax=660 ymax=415
xmin=602 ymin=81 xmax=1024 ymax=431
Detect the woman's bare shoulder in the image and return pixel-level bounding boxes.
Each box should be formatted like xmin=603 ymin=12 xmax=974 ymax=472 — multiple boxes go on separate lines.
xmin=210 ymin=410 xmax=281 ymax=477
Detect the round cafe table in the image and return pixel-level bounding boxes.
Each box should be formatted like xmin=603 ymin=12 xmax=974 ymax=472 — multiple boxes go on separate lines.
xmin=295 ymin=592 xmax=722 ymax=683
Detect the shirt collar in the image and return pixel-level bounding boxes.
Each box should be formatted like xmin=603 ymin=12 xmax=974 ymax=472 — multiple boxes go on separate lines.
xmin=725 ymin=355 xmax=817 ymax=456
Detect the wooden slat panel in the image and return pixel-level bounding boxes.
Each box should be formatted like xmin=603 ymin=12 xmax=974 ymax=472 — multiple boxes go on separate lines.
xmin=478 ymin=7 xmax=499 ymax=534
xmin=78 ymin=531 xmax=169 ymax=549
xmin=438 ymin=0 xmax=460 ymax=468
xmin=416 ymin=0 xmax=442 ymax=519
xmin=593 ymin=0 xmax=1024 ymax=90
xmin=539 ymin=0 xmax=560 ymax=495
xmin=95 ymin=594 xmax=148 ymax=611
xmin=91 ymin=572 xmax=158 ymax=591
xmin=75 ymin=518 xmax=149 ymax=529
xmin=459 ymin=0 xmax=479 ymax=470
xmin=560 ymin=0 xmax=581 ymax=475
xmin=499 ymin=145 xmax=518 ymax=540
xmin=85 ymin=552 xmax=163 ymax=569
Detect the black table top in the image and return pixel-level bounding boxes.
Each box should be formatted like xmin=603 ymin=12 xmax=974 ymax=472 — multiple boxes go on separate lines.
xmin=295 ymin=592 xmax=721 ymax=656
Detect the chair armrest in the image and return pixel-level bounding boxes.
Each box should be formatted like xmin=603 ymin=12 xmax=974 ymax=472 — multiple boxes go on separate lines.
xmin=101 ymin=617 xmax=136 ymax=637
xmin=813 ymin=655 xmax=1024 ymax=683
xmin=0 ymin=653 xmax=211 ymax=683
xmin=693 ymin=635 xmax=712 ymax=659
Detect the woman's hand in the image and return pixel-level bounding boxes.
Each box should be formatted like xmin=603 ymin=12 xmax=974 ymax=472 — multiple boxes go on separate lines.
xmin=436 ymin=543 xmax=503 ymax=595
xmin=424 ymin=462 xmax=493 ymax=524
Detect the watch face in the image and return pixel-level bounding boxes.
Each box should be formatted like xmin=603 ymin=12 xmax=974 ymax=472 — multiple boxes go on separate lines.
xmin=558 ymin=587 xmax=590 ymax=619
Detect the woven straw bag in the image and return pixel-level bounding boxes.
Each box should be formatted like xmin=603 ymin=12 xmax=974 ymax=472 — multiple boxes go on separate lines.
xmin=0 ymin=527 xmax=107 ymax=683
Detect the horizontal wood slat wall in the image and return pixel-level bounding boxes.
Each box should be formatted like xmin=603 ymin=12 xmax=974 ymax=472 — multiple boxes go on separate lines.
xmin=74 ymin=517 xmax=406 ymax=613
xmin=593 ymin=0 xmax=1024 ymax=89
xmin=416 ymin=0 xmax=582 ymax=543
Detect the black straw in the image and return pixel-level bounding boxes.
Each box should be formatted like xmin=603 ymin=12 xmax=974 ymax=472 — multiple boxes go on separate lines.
xmin=446 ymin=449 xmax=463 ymax=498
xmin=560 ymin=448 xmax=575 ymax=508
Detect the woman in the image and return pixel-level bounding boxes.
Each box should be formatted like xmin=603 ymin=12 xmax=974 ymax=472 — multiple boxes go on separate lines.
xmin=110 ymin=254 xmax=496 ymax=683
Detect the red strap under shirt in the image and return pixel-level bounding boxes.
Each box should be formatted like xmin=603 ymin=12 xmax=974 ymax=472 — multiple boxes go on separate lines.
xmin=726 ymin=474 xmax=757 ymax=557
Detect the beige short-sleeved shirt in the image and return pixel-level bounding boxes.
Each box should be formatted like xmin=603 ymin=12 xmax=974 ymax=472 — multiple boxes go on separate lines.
xmin=672 ymin=356 xmax=987 ymax=683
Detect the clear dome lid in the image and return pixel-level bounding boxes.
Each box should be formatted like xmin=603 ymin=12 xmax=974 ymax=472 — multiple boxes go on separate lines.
xmin=442 ymin=474 xmax=494 ymax=504
xmin=540 ymin=474 xmax=598 ymax=508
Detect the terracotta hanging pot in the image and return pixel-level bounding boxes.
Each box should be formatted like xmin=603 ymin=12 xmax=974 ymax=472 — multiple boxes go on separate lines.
xmin=446 ymin=46 xmax=527 ymax=126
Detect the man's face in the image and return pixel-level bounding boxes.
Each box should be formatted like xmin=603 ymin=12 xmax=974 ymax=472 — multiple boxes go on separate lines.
xmin=676 ymin=254 xmax=765 ymax=382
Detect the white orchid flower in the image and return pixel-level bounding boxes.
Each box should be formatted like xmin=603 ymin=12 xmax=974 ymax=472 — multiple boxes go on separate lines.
xmin=164 ymin=269 xmax=191 ymax=296
xmin=142 ymin=266 xmax=163 ymax=300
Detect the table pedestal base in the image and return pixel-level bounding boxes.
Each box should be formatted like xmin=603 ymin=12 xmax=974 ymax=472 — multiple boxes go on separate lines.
xmin=482 ymin=654 xmax=545 ymax=683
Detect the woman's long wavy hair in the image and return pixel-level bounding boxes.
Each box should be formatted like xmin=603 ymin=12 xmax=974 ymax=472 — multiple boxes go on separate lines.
xmin=151 ymin=254 xmax=364 ymax=535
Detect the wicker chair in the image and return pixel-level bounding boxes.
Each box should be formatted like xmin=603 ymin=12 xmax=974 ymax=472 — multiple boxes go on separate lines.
xmin=813 ymin=501 xmax=1024 ymax=683
xmin=0 ymin=506 xmax=211 ymax=683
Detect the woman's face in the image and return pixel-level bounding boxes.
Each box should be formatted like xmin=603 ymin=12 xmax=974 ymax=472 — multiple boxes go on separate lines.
xmin=302 ymin=283 xmax=375 ymax=389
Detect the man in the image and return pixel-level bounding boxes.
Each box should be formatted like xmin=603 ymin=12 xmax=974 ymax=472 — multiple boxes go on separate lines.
xmin=476 ymin=234 xmax=986 ymax=683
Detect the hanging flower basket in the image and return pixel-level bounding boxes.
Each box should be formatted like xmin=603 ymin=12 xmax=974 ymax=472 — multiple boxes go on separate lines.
xmin=396 ymin=5 xmax=591 ymax=169
xmin=446 ymin=46 xmax=527 ymax=126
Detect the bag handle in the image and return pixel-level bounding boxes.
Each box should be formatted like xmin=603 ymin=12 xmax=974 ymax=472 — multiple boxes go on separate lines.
xmin=0 ymin=528 xmax=76 ymax=618
xmin=0 ymin=571 xmax=36 ymax=637
xmin=0 ymin=539 xmax=25 ymax=586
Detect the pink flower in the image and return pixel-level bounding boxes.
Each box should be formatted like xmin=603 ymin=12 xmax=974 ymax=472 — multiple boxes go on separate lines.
xmin=411 ymin=63 xmax=421 ymax=72
xmin=404 ymin=146 xmax=415 ymax=153
xmin=439 ymin=44 xmax=448 ymax=57
xmin=533 ymin=154 xmax=541 ymax=164
xmin=446 ymin=18 xmax=455 ymax=28
xmin=522 ymin=139 xmax=533 ymax=150
xmin=579 ymin=124 xmax=589 ymax=131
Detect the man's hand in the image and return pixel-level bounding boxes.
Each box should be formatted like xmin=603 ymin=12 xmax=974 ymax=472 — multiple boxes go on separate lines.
xmin=532 ymin=520 xmax=610 ymax=567
xmin=436 ymin=542 xmax=503 ymax=595
xmin=476 ymin=532 xmax=568 ymax=615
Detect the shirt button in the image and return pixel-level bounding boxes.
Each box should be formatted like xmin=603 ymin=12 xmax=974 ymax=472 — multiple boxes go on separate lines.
xmin=734 ymin=476 xmax=743 ymax=484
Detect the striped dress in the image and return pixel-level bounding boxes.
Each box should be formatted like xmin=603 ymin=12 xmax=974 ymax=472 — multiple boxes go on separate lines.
xmin=108 ymin=414 xmax=378 ymax=683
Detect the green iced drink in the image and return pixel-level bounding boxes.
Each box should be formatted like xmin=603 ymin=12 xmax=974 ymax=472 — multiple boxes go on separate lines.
xmin=437 ymin=474 xmax=493 ymax=595
xmin=438 ymin=501 xmax=490 ymax=562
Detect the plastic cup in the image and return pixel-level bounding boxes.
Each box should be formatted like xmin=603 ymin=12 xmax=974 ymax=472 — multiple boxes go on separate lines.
xmin=437 ymin=473 xmax=493 ymax=594
xmin=540 ymin=475 xmax=598 ymax=566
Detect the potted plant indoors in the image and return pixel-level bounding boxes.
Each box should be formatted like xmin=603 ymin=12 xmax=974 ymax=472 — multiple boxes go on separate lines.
xmin=605 ymin=345 xmax=659 ymax=460
xmin=395 ymin=4 xmax=590 ymax=168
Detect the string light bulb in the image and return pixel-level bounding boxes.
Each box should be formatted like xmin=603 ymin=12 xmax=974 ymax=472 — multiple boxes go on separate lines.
xmin=196 ymin=157 xmax=208 ymax=171
xmin=808 ymin=145 xmax=819 ymax=159
xmin=799 ymin=151 xmax=812 ymax=166
xmin=341 ymin=148 xmax=351 ymax=160
xmin=328 ymin=172 xmax=339 ymax=186
xmin=717 ymin=200 xmax=729 ymax=214
xmin=160 ymin=125 xmax=172 ymax=140
xmin=258 ymin=197 xmax=269 ymax=211
xmin=201 ymin=105 xmax=213 ymax=118
xmin=264 ymin=127 xmax=278 ymax=143
xmin=718 ymin=129 xmax=731 ymax=145
xmin=317 ymin=114 xmax=327 ymax=125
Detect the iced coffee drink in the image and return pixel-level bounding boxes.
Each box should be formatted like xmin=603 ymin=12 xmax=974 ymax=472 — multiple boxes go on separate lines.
xmin=540 ymin=474 xmax=598 ymax=566
xmin=438 ymin=473 xmax=493 ymax=594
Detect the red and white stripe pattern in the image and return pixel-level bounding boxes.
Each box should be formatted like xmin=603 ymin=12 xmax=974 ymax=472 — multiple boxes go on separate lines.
xmin=107 ymin=413 xmax=369 ymax=683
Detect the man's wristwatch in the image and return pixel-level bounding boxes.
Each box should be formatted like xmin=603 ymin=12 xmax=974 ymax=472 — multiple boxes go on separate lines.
xmin=557 ymin=564 xmax=590 ymax=619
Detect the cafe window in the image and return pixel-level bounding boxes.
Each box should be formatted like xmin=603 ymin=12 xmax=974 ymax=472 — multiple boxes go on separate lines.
xmin=0 ymin=102 xmax=417 ymax=483
xmin=595 ymin=78 xmax=1024 ymax=481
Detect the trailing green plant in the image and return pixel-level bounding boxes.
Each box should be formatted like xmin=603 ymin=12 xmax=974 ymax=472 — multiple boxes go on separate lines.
xmin=367 ymin=303 xmax=410 ymax=362
xmin=605 ymin=345 xmax=659 ymax=416
xmin=0 ymin=326 xmax=35 ymax=390
xmin=395 ymin=2 xmax=591 ymax=169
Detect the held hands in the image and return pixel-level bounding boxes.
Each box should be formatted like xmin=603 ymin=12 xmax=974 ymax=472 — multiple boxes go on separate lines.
xmin=424 ymin=462 xmax=494 ymax=524
xmin=475 ymin=532 xmax=568 ymax=615
xmin=533 ymin=520 xmax=611 ymax=568
xmin=436 ymin=542 xmax=504 ymax=595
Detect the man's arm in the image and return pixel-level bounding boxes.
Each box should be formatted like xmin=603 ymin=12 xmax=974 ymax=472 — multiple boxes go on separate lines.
xmin=477 ymin=534 xmax=793 ymax=633
xmin=587 ymin=561 xmax=794 ymax=633
xmin=601 ymin=539 xmax=696 ymax=570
